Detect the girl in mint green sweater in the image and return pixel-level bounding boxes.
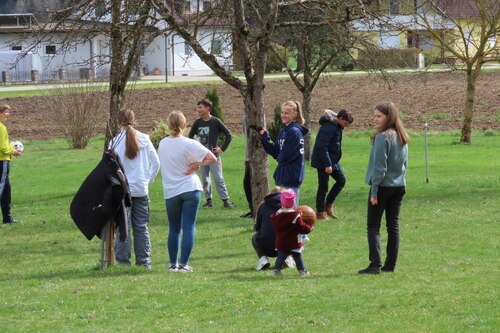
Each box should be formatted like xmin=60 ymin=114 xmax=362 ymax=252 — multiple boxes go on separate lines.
xmin=359 ymin=102 xmax=410 ymax=275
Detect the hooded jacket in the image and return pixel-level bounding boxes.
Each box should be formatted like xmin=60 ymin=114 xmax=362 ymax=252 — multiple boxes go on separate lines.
xmin=261 ymin=122 xmax=309 ymax=188
xmin=254 ymin=192 xmax=282 ymax=241
xmin=271 ymin=209 xmax=312 ymax=251
xmin=311 ymin=110 xmax=343 ymax=170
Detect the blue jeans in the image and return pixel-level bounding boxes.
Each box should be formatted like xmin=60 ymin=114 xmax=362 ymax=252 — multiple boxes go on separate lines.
xmin=165 ymin=190 xmax=201 ymax=265
xmin=115 ymin=196 xmax=152 ymax=267
xmin=275 ymin=250 xmax=305 ymax=271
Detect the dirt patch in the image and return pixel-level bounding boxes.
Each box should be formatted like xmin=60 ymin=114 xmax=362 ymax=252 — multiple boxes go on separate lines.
xmin=3 ymin=70 xmax=499 ymax=141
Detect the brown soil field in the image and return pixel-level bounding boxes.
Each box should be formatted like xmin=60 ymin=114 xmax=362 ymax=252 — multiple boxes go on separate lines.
xmin=4 ymin=70 xmax=499 ymax=141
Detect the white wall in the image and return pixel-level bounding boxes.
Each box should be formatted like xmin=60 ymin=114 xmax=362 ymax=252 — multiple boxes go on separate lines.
xmin=142 ymin=27 xmax=233 ymax=76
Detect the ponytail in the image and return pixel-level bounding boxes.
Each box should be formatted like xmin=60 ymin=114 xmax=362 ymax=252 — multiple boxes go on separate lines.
xmin=118 ymin=108 xmax=139 ymax=159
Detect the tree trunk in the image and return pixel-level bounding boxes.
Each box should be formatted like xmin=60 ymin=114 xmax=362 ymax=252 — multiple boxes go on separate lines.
xmin=460 ymin=65 xmax=478 ymax=144
xmin=243 ymin=84 xmax=270 ymax=212
xmin=295 ymin=40 xmax=305 ymax=72
xmin=302 ymin=89 xmax=313 ymax=160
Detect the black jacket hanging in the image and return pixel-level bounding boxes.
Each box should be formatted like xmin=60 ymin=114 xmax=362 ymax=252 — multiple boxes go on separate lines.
xmin=70 ymin=150 xmax=131 ymax=241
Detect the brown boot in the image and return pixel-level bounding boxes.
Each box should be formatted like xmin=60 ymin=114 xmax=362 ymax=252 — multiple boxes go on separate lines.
xmin=325 ymin=204 xmax=337 ymax=219
xmin=316 ymin=211 xmax=328 ymax=220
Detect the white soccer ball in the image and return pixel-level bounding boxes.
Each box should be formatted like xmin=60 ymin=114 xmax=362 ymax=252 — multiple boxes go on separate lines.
xmin=11 ymin=140 xmax=24 ymax=153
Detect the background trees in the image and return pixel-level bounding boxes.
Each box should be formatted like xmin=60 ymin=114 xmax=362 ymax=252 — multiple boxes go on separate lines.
xmin=414 ymin=0 xmax=499 ymax=143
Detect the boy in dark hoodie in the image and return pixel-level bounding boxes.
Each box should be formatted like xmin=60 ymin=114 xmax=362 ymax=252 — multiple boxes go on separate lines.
xmin=271 ymin=189 xmax=313 ymax=277
xmin=311 ymin=109 xmax=353 ymax=220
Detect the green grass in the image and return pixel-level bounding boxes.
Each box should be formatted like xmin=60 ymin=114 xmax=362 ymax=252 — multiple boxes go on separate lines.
xmin=1 ymin=131 xmax=499 ymax=332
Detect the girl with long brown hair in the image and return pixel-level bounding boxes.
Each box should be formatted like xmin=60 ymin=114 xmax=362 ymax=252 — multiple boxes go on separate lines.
xmin=359 ymin=102 xmax=409 ymax=275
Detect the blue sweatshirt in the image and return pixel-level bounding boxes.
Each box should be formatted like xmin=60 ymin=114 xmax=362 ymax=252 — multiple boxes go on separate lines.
xmin=311 ymin=115 xmax=343 ymax=170
xmin=261 ymin=122 xmax=309 ymax=188
xmin=365 ymin=130 xmax=408 ymax=197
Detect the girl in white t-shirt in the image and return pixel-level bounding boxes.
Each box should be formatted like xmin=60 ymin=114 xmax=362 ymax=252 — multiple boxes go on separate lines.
xmin=158 ymin=111 xmax=216 ymax=273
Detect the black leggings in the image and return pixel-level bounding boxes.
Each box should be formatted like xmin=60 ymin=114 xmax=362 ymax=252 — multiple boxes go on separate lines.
xmin=366 ymin=186 xmax=405 ymax=269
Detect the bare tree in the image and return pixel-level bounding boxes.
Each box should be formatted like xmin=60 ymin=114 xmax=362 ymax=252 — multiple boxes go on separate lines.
xmin=415 ymin=0 xmax=499 ymax=143
xmin=272 ymin=1 xmax=373 ymax=159
xmin=152 ymin=0 xmax=280 ymax=209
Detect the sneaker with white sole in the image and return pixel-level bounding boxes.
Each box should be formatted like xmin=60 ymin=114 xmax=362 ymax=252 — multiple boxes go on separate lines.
xmin=256 ymin=256 xmax=270 ymax=271
xmin=283 ymin=255 xmax=295 ymax=269
xmin=168 ymin=264 xmax=178 ymax=272
xmin=299 ymin=269 xmax=310 ymax=277
xmin=178 ymin=264 xmax=194 ymax=273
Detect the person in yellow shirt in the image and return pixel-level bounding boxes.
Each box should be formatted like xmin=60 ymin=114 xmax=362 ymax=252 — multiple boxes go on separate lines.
xmin=0 ymin=103 xmax=22 ymax=224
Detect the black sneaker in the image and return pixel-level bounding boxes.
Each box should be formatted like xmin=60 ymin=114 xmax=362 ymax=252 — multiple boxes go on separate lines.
xmin=223 ymin=200 xmax=234 ymax=209
xmin=381 ymin=266 xmax=394 ymax=272
xmin=240 ymin=211 xmax=253 ymax=218
xmin=202 ymin=199 xmax=213 ymax=208
xmin=358 ymin=266 xmax=381 ymax=275
xmin=3 ymin=217 xmax=20 ymax=224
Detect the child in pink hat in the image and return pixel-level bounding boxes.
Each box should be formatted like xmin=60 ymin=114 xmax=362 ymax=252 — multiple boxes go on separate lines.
xmin=271 ymin=189 xmax=313 ymax=277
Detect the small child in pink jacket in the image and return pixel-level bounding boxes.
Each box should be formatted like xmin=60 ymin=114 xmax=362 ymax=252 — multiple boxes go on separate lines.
xmin=271 ymin=189 xmax=313 ymax=277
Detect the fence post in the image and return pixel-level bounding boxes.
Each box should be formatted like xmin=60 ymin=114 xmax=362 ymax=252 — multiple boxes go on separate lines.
xmin=58 ymin=68 xmax=66 ymax=81
xmin=424 ymin=122 xmax=429 ymax=183
xmin=1 ymin=71 xmax=9 ymax=83
xmin=30 ymin=70 xmax=39 ymax=82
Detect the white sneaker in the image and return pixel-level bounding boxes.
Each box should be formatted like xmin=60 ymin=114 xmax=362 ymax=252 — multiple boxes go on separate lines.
xmin=256 ymin=256 xmax=270 ymax=271
xmin=168 ymin=264 xmax=178 ymax=272
xmin=178 ymin=264 xmax=194 ymax=273
xmin=283 ymin=255 xmax=295 ymax=269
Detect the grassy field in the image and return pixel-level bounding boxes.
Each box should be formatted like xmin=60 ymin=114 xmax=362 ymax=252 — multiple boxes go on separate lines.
xmin=1 ymin=130 xmax=499 ymax=332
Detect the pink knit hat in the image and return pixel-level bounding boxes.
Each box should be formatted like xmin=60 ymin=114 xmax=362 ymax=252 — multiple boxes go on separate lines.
xmin=280 ymin=189 xmax=296 ymax=209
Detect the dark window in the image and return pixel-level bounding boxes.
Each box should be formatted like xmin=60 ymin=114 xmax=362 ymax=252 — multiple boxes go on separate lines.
xmin=211 ymin=39 xmax=223 ymax=56
xmin=11 ymin=46 xmax=22 ymax=51
xmin=45 ymin=45 xmax=56 ymax=55
xmin=96 ymin=0 xmax=106 ymax=17
xmin=389 ymin=0 xmax=400 ymax=14
xmin=203 ymin=1 xmax=211 ymax=10
xmin=185 ymin=1 xmax=191 ymax=12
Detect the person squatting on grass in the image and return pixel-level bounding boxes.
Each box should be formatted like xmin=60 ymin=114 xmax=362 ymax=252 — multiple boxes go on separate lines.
xmin=271 ymin=189 xmax=313 ymax=277
xmin=252 ymin=186 xmax=282 ymax=271
xmin=358 ymin=102 xmax=410 ymax=275
xmin=110 ymin=108 xmax=160 ymax=268
xmin=311 ymin=109 xmax=353 ymax=220
xmin=188 ymin=99 xmax=234 ymax=209
xmin=259 ymin=101 xmax=309 ymax=204
xmin=0 ymin=103 xmax=22 ymax=224
xmin=159 ymin=111 xmax=217 ymax=273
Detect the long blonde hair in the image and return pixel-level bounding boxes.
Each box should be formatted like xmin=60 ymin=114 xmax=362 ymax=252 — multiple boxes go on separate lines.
xmin=117 ymin=108 xmax=139 ymax=159
xmin=167 ymin=111 xmax=187 ymax=136
xmin=372 ymin=102 xmax=410 ymax=145
xmin=282 ymin=100 xmax=305 ymax=125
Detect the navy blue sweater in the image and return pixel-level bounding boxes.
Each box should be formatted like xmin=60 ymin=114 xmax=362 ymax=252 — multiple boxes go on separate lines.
xmin=261 ymin=122 xmax=309 ymax=188
xmin=311 ymin=116 xmax=343 ymax=170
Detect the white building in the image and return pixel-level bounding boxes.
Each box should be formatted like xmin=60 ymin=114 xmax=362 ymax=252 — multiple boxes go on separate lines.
xmin=0 ymin=1 xmax=233 ymax=82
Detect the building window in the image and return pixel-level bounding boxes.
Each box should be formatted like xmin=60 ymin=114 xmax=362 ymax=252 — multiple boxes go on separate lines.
xmin=45 ymin=45 xmax=57 ymax=55
xmin=95 ymin=0 xmax=106 ymax=17
xmin=11 ymin=45 xmax=22 ymax=51
xmin=379 ymin=32 xmax=400 ymax=49
xmin=203 ymin=1 xmax=211 ymax=10
xmin=185 ymin=1 xmax=191 ymax=12
xmin=211 ymin=39 xmax=223 ymax=56
xmin=185 ymin=41 xmax=192 ymax=56
xmin=389 ymin=0 xmax=400 ymax=14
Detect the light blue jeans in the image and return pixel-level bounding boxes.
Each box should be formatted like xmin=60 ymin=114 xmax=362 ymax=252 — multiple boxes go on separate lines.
xmin=115 ymin=196 xmax=152 ymax=268
xmin=200 ymin=156 xmax=230 ymax=201
xmin=165 ymin=190 xmax=201 ymax=265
